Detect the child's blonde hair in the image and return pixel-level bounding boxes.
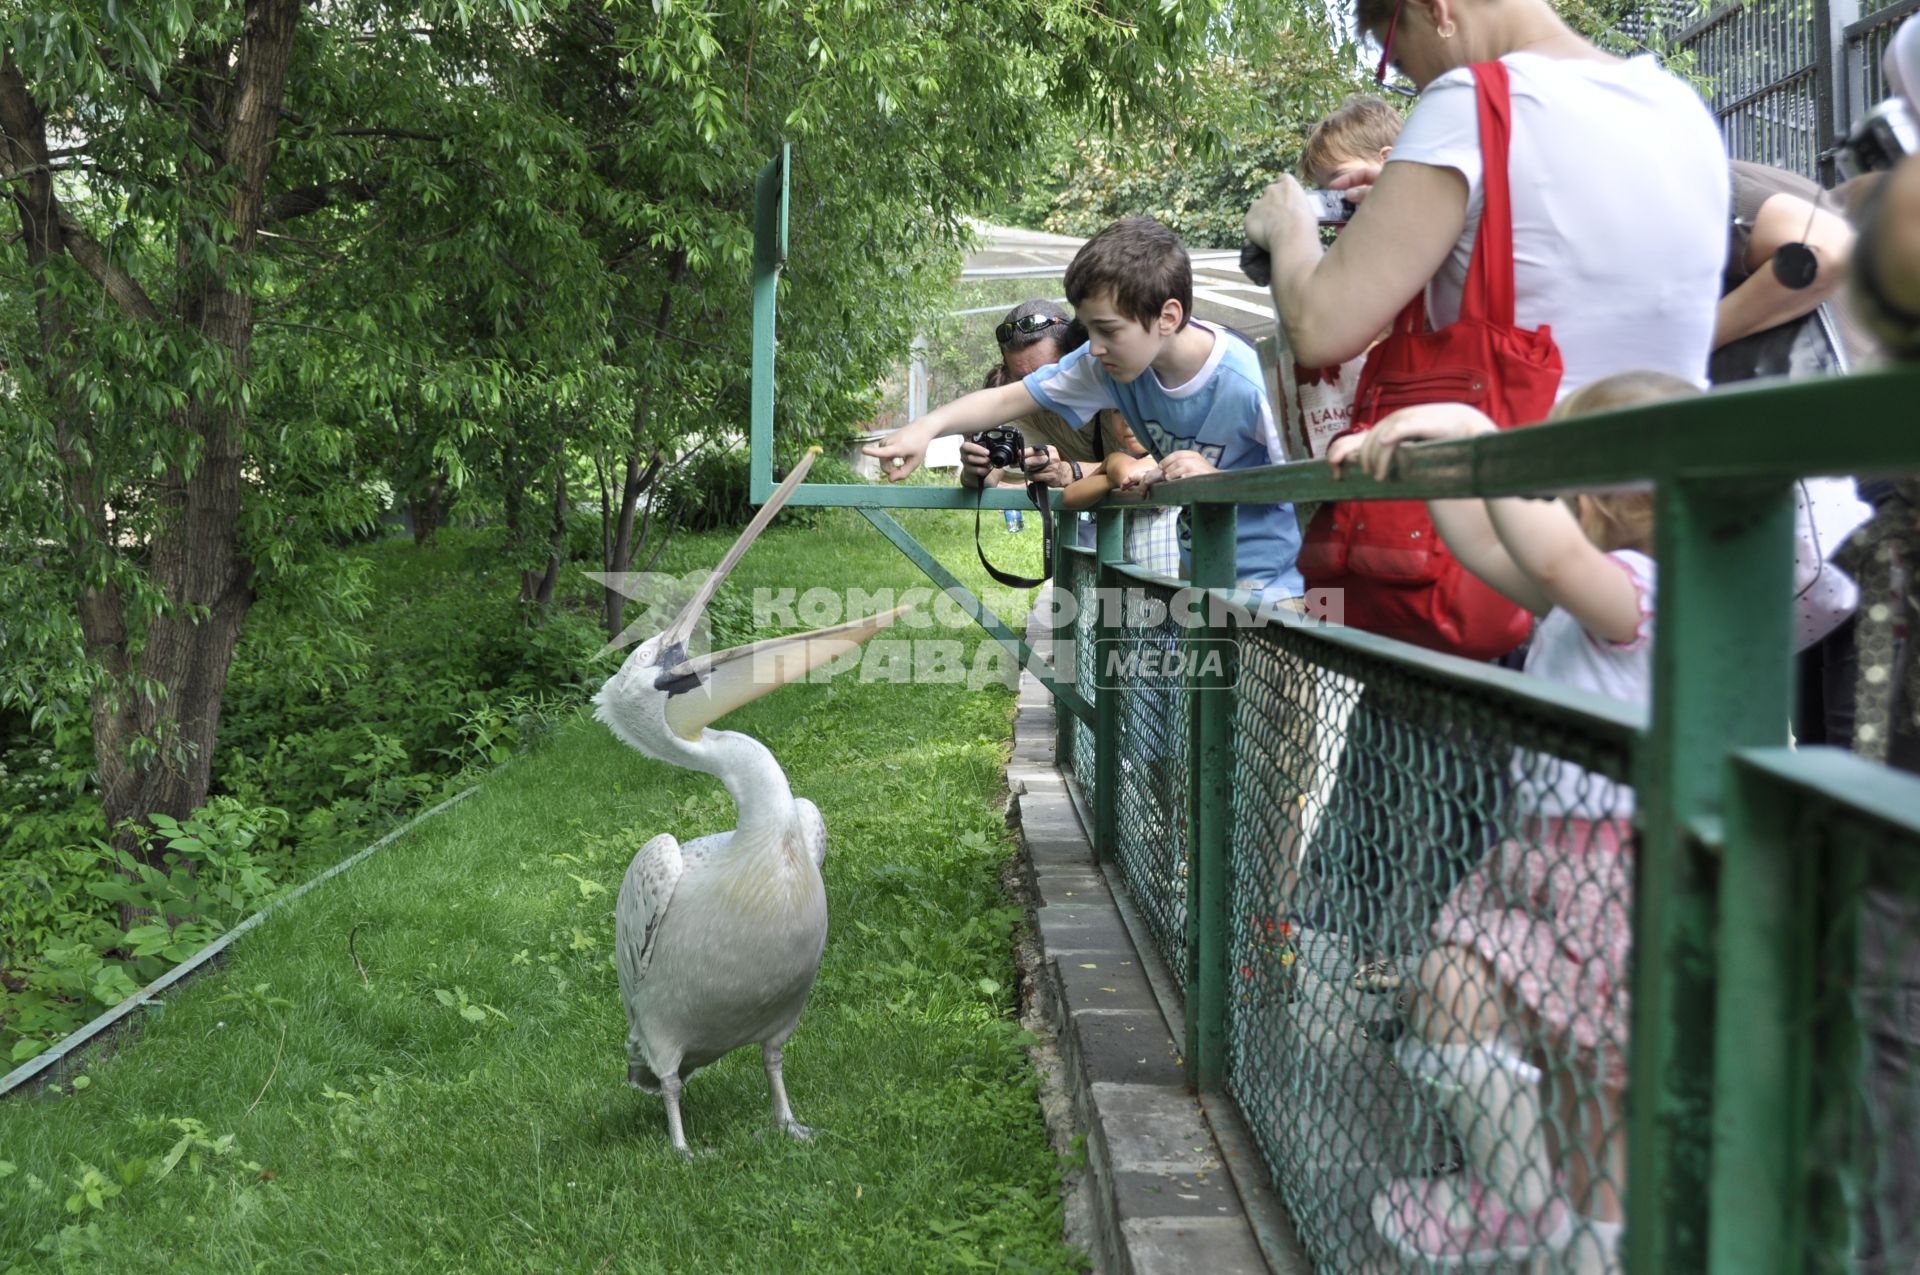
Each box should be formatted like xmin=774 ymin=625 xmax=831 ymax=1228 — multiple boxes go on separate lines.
xmin=1301 ymin=95 xmax=1403 ymax=186
xmin=1548 ymin=371 xmax=1700 ymax=555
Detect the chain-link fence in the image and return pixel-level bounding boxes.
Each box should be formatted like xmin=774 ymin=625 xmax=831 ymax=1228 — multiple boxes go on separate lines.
xmin=1724 ymin=755 xmax=1920 ymax=1275
xmin=1060 ymin=546 xmax=1098 ymax=804
xmin=1227 ymin=623 xmax=1636 ymax=1272
xmin=1837 ymin=828 xmax=1920 ymax=1275
xmin=1108 ymin=573 xmax=1194 ymax=988
xmin=1052 ymin=561 xmax=1642 ymax=1270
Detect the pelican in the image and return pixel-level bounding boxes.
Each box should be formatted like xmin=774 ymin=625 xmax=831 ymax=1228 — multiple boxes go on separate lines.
xmin=593 ymin=449 xmax=908 ymax=1155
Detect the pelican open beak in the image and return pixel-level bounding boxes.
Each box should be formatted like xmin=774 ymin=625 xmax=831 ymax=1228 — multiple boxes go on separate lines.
xmin=653 ymin=447 xmax=821 ymax=684
xmin=662 ymin=605 xmax=915 ymax=739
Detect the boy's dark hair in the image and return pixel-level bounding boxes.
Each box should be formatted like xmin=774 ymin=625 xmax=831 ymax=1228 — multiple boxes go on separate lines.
xmin=1064 ymin=217 xmax=1191 ymax=332
xmin=1301 ymin=95 xmax=1404 ymax=187
xmin=997 ymin=299 xmax=1087 ymax=358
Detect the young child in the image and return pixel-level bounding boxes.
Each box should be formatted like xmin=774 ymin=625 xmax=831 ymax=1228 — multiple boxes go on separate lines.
xmin=1278 ymin=95 xmax=1402 ymax=463
xmin=1327 ymin=370 xmax=1697 ymax=1270
xmin=864 ymin=217 xmax=1302 ymax=599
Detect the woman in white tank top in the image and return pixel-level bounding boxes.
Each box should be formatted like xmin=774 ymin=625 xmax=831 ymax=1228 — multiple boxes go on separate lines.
xmin=1245 ymin=0 xmax=1728 ymax=395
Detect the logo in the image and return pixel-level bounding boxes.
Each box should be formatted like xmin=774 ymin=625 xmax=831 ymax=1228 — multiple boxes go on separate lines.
xmin=1091 ymin=637 xmax=1237 ymax=691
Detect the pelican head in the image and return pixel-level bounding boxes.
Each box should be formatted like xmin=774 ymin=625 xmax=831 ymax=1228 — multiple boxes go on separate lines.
xmin=593 ymin=449 xmax=909 ymax=762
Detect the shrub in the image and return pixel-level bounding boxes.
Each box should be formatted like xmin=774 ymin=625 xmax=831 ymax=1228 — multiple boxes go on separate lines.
xmin=0 ymin=526 xmax=595 ymax=1058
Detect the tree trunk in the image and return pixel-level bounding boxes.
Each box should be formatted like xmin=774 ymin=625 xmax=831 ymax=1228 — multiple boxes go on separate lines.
xmin=520 ymin=467 xmax=568 ymax=615
xmin=604 ymin=448 xmax=668 ymax=637
xmin=0 ymin=3 xmax=303 ymax=866
xmin=408 ymin=469 xmax=450 ymax=546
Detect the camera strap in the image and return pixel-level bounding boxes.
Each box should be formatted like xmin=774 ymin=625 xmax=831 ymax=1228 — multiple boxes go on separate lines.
xmin=974 ymin=480 xmax=1054 ymax=589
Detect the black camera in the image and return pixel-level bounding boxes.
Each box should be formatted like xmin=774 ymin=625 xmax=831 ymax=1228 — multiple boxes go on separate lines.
xmin=970 ymin=425 xmax=1026 ymax=470
xmin=1834 ymin=97 xmax=1916 ymax=179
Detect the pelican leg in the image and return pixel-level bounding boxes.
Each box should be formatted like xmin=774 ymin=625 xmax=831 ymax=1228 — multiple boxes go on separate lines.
xmin=659 ymin=1073 xmax=693 ymax=1158
xmin=763 ymin=1042 xmax=814 ymax=1140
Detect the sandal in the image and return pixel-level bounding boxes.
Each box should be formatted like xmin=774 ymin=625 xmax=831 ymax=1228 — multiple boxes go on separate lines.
xmin=1353 ymin=958 xmax=1404 ymax=994
xmin=1372 ymin=1173 xmax=1573 ymax=1267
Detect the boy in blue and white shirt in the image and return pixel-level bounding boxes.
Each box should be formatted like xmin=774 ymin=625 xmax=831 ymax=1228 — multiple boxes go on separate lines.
xmin=864 ymin=217 xmax=1303 ymax=598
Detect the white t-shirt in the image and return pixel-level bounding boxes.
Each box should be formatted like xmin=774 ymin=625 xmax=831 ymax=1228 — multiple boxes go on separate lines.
xmin=1387 ymin=53 xmax=1730 ymax=395
xmin=1517 ymin=549 xmax=1655 ymax=818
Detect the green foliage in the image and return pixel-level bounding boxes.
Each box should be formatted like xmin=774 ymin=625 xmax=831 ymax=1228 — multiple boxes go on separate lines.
xmin=658 ymin=450 xmax=867 ymax=535
xmin=0 ymin=509 xmax=1082 ymax=1273
xmin=1037 ymin=33 xmax=1374 ymax=247
xmin=1015 ymin=0 xmax=1688 ymax=248
xmin=1 ymin=797 xmax=291 ymax=1063
xmin=0 ymin=527 xmax=595 ymax=1058
xmin=659 ymin=448 xmax=757 ymax=534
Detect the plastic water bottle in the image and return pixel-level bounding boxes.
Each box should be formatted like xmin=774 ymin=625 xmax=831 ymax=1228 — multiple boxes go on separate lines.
xmin=1003 ymin=509 xmax=1025 ymax=534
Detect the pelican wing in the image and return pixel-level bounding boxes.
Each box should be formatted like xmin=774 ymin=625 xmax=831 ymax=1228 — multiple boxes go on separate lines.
xmin=616 ymin=832 xmax=685 ymax=983
xmin=796 ymin=797 xmax=827 ymax=870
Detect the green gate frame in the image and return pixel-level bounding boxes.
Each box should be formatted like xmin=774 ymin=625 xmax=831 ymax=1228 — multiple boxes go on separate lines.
xmin=747 ymin=148 xmax=1920 ymax=1272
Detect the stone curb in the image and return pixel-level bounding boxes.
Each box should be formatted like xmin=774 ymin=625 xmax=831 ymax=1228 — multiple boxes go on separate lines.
xmin=1008 ymin=666 xmax=1310 ymax=1275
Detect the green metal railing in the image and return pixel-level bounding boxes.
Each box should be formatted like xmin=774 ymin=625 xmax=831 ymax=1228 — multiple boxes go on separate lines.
xmin=1042 ymin=369 xmax=1920 ymax=1274
xmin=744 ymin=146 xmax=1920 ymax=1273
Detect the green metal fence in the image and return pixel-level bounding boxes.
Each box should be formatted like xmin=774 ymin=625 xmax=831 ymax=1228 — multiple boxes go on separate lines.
xmin=1039 ymin=370 xmax=1920 ymax=1274
xmin=740 ymin=144 xmax=1920 ymax=1273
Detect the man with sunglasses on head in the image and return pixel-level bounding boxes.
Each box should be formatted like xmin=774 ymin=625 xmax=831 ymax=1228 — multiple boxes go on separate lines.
xmin=959 ymin=301 xmax=1112 ymax=499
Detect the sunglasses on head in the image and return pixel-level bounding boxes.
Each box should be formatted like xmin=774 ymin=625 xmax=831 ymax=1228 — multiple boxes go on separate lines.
xmin=996 ymin=313 xmax=1067 ymax=346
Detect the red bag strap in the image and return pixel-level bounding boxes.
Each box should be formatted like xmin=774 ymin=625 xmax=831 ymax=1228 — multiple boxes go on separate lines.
xmin=1462 ymin=60 xmax=1516 ymax=327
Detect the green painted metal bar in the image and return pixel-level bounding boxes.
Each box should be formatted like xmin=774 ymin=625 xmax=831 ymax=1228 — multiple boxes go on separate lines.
xmin=1709 ymin=750 xmax=1822 ymax=1274
xmin=1053 ymin=494 xmax=1077 ymax=772
xmin=749 ymin=145 xmax=790 ymax=505
xmin=1176 ymin=584 xmax=1646 ymax=753
xmin=1805 ymin=800 xmax=1868 ymax=1271
xmin=1720 ymin=745 xmax=1920 ymax=837
xmin=855 ymin=507 xmax=1093 ymax=725
xmin=1142 ymin=364 xmax=1920 ymax=509
xmin=1106 ymin=561 xmax=1187 ymax=588
xmin=1093 ymin=509 xmax=1125 ymax=862
xmin=780 ymin=483 xmax=1040 ymax=509
xmin=1707 ymin=746 xmax=1920 ymax=1272
xmin=1185 ymin=502 xmax=1236 ymax=1092
xmin=1628 ymin=477 xmax=1796 ymax=1275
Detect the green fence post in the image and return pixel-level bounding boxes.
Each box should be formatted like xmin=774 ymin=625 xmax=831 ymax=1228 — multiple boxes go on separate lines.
xmin=1630 ymin=477 xmax=1794 ymax=1274
xmin=1185 ymin=503 xmax=1236 ymax=1091
xmin=1054 ymin=494 xmax=1076 ymax=773
xmin=1092 ymin=508 xmax=1125 ymax=861
xmin=1710 ymin=752 xmax=1822 ymax=1273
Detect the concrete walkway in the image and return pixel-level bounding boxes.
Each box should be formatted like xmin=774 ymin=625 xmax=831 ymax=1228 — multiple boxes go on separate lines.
xmin=1007 ymin=635 xmax=1312 ymax=1275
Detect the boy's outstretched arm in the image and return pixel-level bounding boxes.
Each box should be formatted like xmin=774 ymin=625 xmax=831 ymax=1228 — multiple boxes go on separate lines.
xmin=861 ymin=381 xmax=1042 ymax=481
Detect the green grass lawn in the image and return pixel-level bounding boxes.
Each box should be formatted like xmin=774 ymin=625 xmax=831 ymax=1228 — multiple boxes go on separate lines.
xmin=0 ymin=505 xmax=1081 ymax=1274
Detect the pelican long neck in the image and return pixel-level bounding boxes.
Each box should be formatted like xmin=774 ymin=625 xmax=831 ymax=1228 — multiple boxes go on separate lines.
xmin=666 ymin=727 xmax=795 ymax=843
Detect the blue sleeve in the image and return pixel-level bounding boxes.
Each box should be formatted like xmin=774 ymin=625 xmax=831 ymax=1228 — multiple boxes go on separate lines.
xmin=1023 ymin=344 xmax=1116 ymax=428
xmin=1216 ymin=354 xmax=1288 ymax=470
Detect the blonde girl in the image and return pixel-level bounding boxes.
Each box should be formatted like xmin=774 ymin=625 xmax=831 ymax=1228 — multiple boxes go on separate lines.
xmin=1327 ymin=370 xmax=1695 ymax=1269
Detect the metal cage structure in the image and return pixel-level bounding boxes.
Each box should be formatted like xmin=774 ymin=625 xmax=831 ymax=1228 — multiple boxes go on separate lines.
xmin=1667 ymin=0 xmax=1915 ymax=180
xmin=744 ymin=149 xmax=1920 ymax=1273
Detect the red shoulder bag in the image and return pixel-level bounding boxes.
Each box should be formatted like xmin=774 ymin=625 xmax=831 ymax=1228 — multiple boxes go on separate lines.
xmin=1298 ymin=60 xmax=1564 ymax=661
